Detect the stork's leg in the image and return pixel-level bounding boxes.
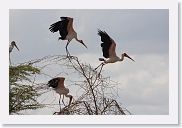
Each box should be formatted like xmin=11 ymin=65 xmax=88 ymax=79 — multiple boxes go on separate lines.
xmin=68 ymin=95 xmax=73 ymax=106
xmin=98 ymin=63 xmax=104 ymax=78
xmin=65 ymin=94 xmax=73 ymax=106
xmin=9 ymin=54 xmax=11 ymax=65
xmin=59 ymin=95 xmax=61 ymax=110
xmin=9 ymin=57 xmax=11 ymax=65
xmin=66 ymin=40 xmax=71 ymax=57
xmin=94 ymin=63 xmax=103 ymax=70
xmin=62 ymin=95 xmax=66 ymax=106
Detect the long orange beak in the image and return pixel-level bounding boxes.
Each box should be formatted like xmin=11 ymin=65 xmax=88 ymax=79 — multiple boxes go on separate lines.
xmin=124 ymin=53 xmax=135 ymax=62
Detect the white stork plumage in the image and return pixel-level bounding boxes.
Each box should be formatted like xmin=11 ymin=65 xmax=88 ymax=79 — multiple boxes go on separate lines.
xmin=48 ymin=77 xmax=73 ymax=106
xmin=95 ymin=30 xmax=134 ymax=70
xmin=49 ymin=17 xmax=87 ymax=52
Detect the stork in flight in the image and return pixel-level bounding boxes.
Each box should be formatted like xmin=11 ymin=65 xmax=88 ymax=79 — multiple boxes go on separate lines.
xmin=9 ymin=41 xmax=19 ymax=64
xmin=95 ymin=30 xmax=134 ymax=70
xmin=48 ymin=77 xmax=73 ymax=107
xmin=49 ymin=17 xmax=87 ymax=55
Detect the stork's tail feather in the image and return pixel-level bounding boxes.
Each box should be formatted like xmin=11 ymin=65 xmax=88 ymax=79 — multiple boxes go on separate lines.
xmin=99 ymin=58 xmax=105 ymax=61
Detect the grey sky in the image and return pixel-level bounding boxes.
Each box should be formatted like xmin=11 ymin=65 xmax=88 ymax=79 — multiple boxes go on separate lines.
xmin=9 ymin=9 xmax=169 ymax=115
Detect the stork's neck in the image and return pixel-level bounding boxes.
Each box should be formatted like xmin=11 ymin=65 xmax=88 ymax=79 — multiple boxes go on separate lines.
xmin=120 ymin=54 xmax=125 ymax=61
xmin=57 ymin=83 xmax=65 ymax=88
xmin=75 ymin=36 xmax=82 ymax=43
xmin=10 ymin=44 xmax=14 ymax=48
xmin=9 ymin=44 xmax=14 ymax=53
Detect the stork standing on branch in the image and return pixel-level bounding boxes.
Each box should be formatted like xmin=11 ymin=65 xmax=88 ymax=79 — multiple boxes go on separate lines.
xmin=48 ymin=77 xmax=73 ymax=107
xmin=9 ymin=41 xmax=19 ymax=64
xmin=49 ymin=17 xmax=87 ymax=55
xmin=95 ymin=30 xmax=134 ymax=71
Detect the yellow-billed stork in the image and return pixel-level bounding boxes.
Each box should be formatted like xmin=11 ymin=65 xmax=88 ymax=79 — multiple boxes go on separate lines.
xmin=48 ymin=77 xmax=73 ymax=106
xmin=9 ymin=41 xmax=19 ymax=64
xmin=9 ymin=41 xmax=19 ymax=53
xmin=49 ymin=17 xmax=87 ymax=51
xmin=95 ymin=30 xmax=134 ymax=70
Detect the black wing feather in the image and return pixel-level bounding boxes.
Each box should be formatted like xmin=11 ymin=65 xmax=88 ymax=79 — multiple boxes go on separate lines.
xmin=49 ymin=17 xmax=69 ymax=40
xmin=49 ymin=21 xmax=62 ymax=33
xmin=98 ymin=29 xmax=112 ymax=58
xmin=60 ymin=17 xmax=68 ymax=20
xmin=48 ymin=78 xmax=60 ymax=88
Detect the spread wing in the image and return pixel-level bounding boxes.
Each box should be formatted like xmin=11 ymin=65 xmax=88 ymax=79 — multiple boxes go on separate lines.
xmin=49 ymin=17 xmax=69 ymax=40
xmin=98 ymin=29 xmax=112 ymax=58
xmin=48 ymin=78 xmax=60 ymax=88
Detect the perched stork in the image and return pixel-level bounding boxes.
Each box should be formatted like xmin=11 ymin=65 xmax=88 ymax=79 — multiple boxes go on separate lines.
xmin=9 ymin=41 xmax=19 ymax=64
xmin=9 ymin=41 xmax=19 ymax=53
xmin=48 ymin=77 xmax=73 ymax=106
xmin=49 ymin=17 xmax=87 ymax=53
xmin=95 ymin=30 xmax=134 ymax=70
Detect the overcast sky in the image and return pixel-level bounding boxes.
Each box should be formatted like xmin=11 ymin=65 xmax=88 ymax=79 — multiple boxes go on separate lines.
xmin=9 ymin=9 xmax=169 ymax=115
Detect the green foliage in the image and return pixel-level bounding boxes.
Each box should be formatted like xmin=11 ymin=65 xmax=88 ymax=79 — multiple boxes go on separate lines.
xmin=9 ymin=64 xmax=43 ymax=114
xmin=9 ymin=65 xmax=40 ymax=84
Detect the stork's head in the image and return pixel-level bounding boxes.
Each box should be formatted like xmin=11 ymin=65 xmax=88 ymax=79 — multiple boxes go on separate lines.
xmin=11 ymin=41 xmax=19 ymax=51
xmin=123 ymin=53 xmax=135 ymax=62
xmin=80 ymin=40 xmax=88 ymax=49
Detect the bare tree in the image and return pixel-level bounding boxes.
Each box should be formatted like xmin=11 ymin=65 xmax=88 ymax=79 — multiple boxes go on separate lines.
xmin=26 ymin=54 xmax=131 ymax=115
xmin=9 ymin=52 xmax=131 ymax=115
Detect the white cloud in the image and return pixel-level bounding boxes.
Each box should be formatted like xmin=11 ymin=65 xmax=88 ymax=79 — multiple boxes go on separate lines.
xmin=75 ymin=53 xmax=169 ymax=114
